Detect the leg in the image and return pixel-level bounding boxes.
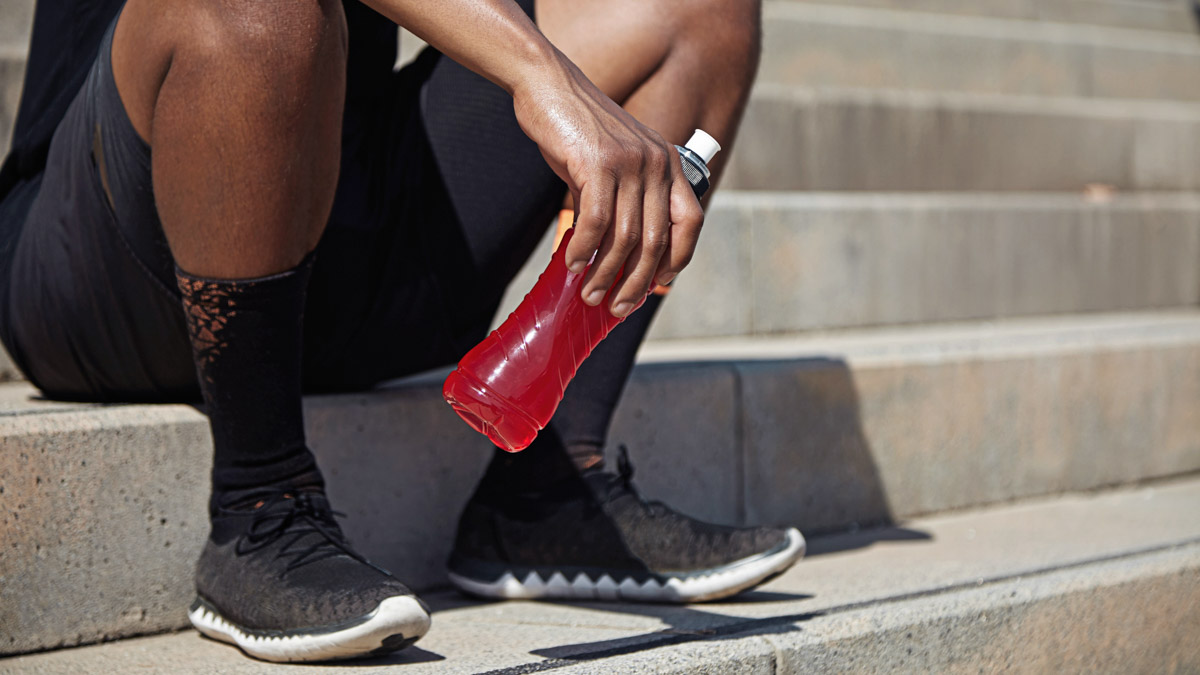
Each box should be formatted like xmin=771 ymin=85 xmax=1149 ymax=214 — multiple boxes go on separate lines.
xmin=542 ymin=0 xmax=762 ymax=466
xmin=113 ymin=0 xmax=345 ymax=277
xmin=107 ymin=0 xmax=429 ymax=659
xmin=111 ymin=0 xmax=345 ymax=503
xmin=449 ymin=0 xmax=803 ymax=604
xmin=539 ymin=0 xmax=760 ymax=191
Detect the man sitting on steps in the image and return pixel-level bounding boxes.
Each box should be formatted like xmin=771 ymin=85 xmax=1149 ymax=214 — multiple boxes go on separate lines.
xmin=0 ymin=0 xmax=805 ymax=662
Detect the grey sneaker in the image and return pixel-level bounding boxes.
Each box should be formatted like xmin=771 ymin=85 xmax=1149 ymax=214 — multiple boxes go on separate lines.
xmin=189 ymin=489 xmax=430 ymax=662
xmin=448 ymin=447 xmax=805 ymax=603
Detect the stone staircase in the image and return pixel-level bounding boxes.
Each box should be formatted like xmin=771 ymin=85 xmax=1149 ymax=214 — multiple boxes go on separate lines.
xmin=2 ymin=0 xmax=1200 ymax=671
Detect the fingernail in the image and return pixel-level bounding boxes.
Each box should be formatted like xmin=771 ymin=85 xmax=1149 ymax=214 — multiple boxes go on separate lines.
xmin=586 ymin=289 xmax=606 ymax=305
xmin=657 ymin=272 xmax=677 ymax=286
xmin=568 ymin=260 xmax=586 ymax=274
xmin=613 ymin=301 xmax=634 ymax=317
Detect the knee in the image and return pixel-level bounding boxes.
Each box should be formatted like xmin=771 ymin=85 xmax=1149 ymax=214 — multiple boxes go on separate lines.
xmin=680 ymin=0 xmax=761 ymax=75
xmin=185 ymin=0 xmax=348 ymax=81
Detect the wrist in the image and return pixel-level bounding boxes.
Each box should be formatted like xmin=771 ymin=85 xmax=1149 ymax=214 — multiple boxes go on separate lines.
xmin=505 ymin=39 xmax=572 ymax=100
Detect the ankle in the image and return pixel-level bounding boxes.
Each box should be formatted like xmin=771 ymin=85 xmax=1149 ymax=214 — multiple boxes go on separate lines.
xmin=210 ymin=467 xmax=326 ymax=514
xmin=566 ymin=442 xmax=605 ymax=472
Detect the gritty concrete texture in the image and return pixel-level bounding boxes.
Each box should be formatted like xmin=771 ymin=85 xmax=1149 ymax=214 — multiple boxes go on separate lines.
xmin=3 ymin=478 xmax=1199 ymax=673
xmin=0 ymin=347 xmax=21 ymax=382
xmin=0 ymin=404 xmax=212 ymax=656
xmin=2 ymin=312 xmax=1199 ymax=655
xmin=0 ymin=0 xmax=33 ymax=52
xmin=759 ymin=3 xmax=1200 ymax=100
xmin=498 ymin=193 xmax=1200 ymax=340
xmin=604 ymin=364 xmax=743 ymax=525
xmin=724 ymin=85 xmax=1200 ymax=192
xmin=0 ymin=365 xmax=744 ymax=655
xmin=776 ymin=0 xmax=1198 ymax=34
xmin=0 ymin=51 xmax=25 ymax=157
xmin=640 ymin=311 xmax=1200 ymax=528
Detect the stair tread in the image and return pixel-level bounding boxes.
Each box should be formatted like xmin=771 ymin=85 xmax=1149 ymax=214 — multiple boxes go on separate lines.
xmin=5 ymin=477 xmax=1199 ymax=672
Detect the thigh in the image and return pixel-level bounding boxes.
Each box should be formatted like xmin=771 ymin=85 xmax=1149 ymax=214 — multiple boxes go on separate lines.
xmin=4 ymin=17 xmax=195 ymax=401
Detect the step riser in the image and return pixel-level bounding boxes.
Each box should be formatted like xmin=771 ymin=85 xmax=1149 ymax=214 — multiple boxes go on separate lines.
xmin=0 ymin=54 xmax=23 ymax=158
xmin=0 ymin=348 xmax=19 ymax=382
xmin=4 ymin=328 xmax=1199 ymax=654
xmin=760 ymin=6 xmax=1200 ymax=100
xmin=0 ymin=0 xmax=34 ymax=49
xmin=778 ymin=0 xmax=1199 ymax=34
xmin=6 ymin=68 xmax=1200 ymax=194
xmin=774 ymin=551 xmax=1200 ymax=674
xmin=500 ymin=196 xmax=1200 ymax=339
xmin=725 ymin=88 xmax=1200 ymax=192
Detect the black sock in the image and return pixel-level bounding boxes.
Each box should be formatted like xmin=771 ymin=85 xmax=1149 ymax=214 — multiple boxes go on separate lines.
xmin=550 ymin=292 xmax=664 ymax=471
xmin=476 ymin=293 xmax=664 ymax=490
xmin=175 ymin=255 xmax=322 ymax=514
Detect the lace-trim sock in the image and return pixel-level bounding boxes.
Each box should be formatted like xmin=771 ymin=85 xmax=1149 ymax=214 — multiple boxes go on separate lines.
xmin=175 ymin=254 xmax=322 ymax=514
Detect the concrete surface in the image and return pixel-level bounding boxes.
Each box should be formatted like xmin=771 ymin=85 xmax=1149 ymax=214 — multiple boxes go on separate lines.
xmin=0 ymin=48 xmax=24 ymax=157
xmin=759 ymin=3 xmax=1200 ymax=100
xmin=3 ymin=477 xmax=1198 ymax=673
xmin=636 ymin=312 xmax=1200 ymax=528
xmin=725 ymin=85 xmax=1200 ymax=192
xmin=2 ymin=311 xmax=1199 ymax=654
xmin=0 ymin=0 xmax=33 ymax=51
xmin=778 ymin=0 xmax=1198 ymax=34
xmin=0 ymin=348 xmax=20 ymax=382
xmin=499 ymin=192 xmax=1200 ymax=339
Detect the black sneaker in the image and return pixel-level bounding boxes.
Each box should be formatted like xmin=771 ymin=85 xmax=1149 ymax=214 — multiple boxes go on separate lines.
xmin=448 ymin=447 xmax=805 ymax=603
xmin=188 ymin=489 xmax=431 ymax=662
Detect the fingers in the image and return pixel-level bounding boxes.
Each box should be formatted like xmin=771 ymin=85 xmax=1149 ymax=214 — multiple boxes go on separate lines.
xmin=565 ymin=176 xmax=616 ymax=274
xmin=606 ymin=152 xmax=673 ymax=315
xmin=654 ymin=175 xmax=705 ymax=287
xmin=581 ymin=179 xmax=644 ymax=309
xmin=570 ymin=135 xmax=704 ymax=317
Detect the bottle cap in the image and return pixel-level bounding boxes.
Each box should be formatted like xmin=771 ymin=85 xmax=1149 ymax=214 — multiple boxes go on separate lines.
xmin=684 ymin=129 xmax=721 ymax=164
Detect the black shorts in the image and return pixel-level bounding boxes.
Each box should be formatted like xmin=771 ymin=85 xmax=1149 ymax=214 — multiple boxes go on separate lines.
xmin=0 ymin=7 xmax=564 ymax=401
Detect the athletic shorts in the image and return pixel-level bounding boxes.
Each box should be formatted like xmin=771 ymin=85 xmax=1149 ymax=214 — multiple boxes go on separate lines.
xmin=0 ymin=4 xmax=565 ymax=401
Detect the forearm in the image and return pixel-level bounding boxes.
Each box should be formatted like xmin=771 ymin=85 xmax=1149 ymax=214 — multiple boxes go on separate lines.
xmin=361 ymin=0 xmax=706 ymax=317
xmin=361 ymin=0 xmax=561 ymax=96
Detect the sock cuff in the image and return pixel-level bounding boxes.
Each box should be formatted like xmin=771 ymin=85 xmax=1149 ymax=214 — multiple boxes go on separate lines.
xmin=174 ymin=250 xmax=316 ymax=300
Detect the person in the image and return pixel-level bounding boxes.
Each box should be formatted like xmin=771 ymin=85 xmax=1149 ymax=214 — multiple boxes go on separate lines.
xmin=0 ymin=0 xmax=804 ymax=663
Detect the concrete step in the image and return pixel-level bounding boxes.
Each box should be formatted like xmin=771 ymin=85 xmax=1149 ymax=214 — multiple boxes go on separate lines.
xmin=0 ymin=348 xmax=19 ymax=382
xmin=7 ymin=36 xmax=1200 ymax=190
xmin=1 ymin=311 xmax=1198 ymax=655
xmin=725 ymin=85 xmax=1200 ymax=191
xmin=759 ymin=2 xmax=1200 ymax=101
xmin=0 ymin=0 xmax=34 ymax=50
xmin=781 ymin=0 xmax=1198 ymax=34
xmin=4 ymin=477 xmax=1199 ymax=672
xmin=0 ymin=45 xmax=24 ymax=157
xmin=11 ymin=190 xmax=1200 ymax=377
xmin=499 ymin=191 xmax=1200 ymax=339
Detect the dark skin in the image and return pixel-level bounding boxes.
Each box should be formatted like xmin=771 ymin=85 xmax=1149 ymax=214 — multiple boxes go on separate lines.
xmin=111 ymin=0 xmax=759 ymax=317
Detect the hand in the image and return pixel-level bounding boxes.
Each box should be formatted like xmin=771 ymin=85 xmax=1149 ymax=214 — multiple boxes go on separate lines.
xmin=512 ymin=53 xmax=705 ymax=317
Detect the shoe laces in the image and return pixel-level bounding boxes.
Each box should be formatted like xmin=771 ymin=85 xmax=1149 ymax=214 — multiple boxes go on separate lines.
xmin=611 ymin=445 xmax=670 ymax=517
xmin=221 ymin=490 xmax=371 ymax=576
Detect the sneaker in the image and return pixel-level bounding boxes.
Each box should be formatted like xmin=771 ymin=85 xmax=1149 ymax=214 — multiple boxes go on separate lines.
xmin=448 ymin=447 xmax=805 ymax=603
xmin=188 ymin=489 xmax=431 ymax=662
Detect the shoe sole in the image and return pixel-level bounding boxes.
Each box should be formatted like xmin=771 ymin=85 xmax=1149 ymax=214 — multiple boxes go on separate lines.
xmin=448 ymin=527 xmax=805 ymax=604
xmin=188 ymin=595 xmax=431 ymax=663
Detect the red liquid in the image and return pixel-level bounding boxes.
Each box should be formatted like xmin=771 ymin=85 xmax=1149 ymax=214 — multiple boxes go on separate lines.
xmin=443 ymin=228 xmax=642 ymax=452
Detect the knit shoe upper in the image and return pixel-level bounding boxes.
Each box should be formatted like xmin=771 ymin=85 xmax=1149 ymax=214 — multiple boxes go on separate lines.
xmin=449 ymin=447 xmax=805 ymax=603
xmin=190 ymin=489 xmax=430 ymax=662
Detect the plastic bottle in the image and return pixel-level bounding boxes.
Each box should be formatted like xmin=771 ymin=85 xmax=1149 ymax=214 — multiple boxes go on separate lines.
xmin=443 ymin=130 xmax=721 ymax=452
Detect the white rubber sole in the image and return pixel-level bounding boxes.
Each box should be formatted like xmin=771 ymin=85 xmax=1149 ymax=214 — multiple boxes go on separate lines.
xmin=188 ymin=595 xmax=431 ymax=663
xmin=449 ymin=527 xmax=805 ymax=604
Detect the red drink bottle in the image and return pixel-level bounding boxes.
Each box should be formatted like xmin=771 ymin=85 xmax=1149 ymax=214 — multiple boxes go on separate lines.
xmin=443 ymin=130 xmax=721 ymax=451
